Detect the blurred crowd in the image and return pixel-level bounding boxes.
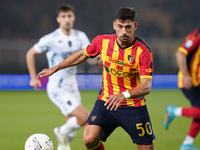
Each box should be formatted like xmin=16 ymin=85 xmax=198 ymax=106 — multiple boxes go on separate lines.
xmin=0 ymin=0 xmax=199 ymax=74
xmin=1 ymin=0 xmax=199 ymax=40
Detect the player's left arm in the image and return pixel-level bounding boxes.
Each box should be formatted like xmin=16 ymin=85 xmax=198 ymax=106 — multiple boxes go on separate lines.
xmin=105 ymin=78 xmax=152 ymax=111
xmin=129 ymin=77 xmax=152 ymax=98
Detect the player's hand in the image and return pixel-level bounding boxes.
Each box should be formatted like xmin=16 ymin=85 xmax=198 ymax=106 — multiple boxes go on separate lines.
xmin=104 ymin=93 xmax=125 ymax=111
xmin=183 ymin=75 xmax=193 ymax=90
xmin=37 ymin=67 xmax=57 ymax=79
xmin=29 ymin=78 xmax=42 ymax=90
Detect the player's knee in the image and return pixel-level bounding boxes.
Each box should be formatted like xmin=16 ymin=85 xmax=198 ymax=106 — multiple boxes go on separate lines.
xmin=83 ymin=134 xmax=96 ymax=148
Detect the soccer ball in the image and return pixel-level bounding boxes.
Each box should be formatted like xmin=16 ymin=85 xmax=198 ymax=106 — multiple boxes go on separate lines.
xmin=25 ymin=133 xmax=53 ymax=150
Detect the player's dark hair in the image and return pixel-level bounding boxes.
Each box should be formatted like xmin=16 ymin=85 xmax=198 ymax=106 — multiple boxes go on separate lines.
xmin=115 ymin=7 xmax=136 ymax=21
xmin=57 ymin=4 xmax=75 ymax=15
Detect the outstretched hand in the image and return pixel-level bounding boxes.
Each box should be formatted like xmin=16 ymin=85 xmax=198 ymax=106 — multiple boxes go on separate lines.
xmin=29 ymin=78 xmax=42 ymax=90
xmin=104 ymin=93 xmax=125 ymax=111
xmin=37 ymin=67 xmax=58 ymax=79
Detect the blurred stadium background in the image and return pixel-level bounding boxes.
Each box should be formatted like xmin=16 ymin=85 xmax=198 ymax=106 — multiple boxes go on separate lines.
xmin=1 ymin=0 xmax=200 ymax=75
xmin=1 ymin=0 xmax=200 ymax=150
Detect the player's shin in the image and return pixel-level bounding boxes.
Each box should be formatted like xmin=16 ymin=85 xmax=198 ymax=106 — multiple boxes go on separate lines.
xmin=187 ymin=118 xmax=200 ymax=139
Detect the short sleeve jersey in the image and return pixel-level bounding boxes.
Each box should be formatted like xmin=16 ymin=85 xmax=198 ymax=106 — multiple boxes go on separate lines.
xmin=177 ymin=28 xmax=200 ymax=88
xmin=34 ymin=28 xmax=90 ymax=88
xmin=85 ymin=32 xmax=153 ymax=107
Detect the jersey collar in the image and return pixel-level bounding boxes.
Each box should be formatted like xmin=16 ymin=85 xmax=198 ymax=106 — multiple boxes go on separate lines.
xmin=116 ymin=35 xmax=135 ymax=49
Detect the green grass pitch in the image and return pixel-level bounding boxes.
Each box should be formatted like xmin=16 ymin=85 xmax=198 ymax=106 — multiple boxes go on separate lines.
xmin=0 ymin=90 xmax=200 ymax=150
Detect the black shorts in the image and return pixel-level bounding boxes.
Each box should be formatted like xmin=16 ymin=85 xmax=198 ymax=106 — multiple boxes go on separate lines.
xmin=181 ymin=85 xmax=200 ymax=108
xmin=86 ymin=100 xmax=155 ymax=145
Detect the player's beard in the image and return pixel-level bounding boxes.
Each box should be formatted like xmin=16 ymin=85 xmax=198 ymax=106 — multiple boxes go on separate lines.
xmin=119 ymin=35 xmax=130 ymax=44
xmin=65 ymin=28 xmax=70 ymax=32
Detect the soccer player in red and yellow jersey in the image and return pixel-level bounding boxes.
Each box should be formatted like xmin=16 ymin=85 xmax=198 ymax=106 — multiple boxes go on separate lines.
xmin=38 ymin=7 xmax=155 ymax=150
xmin=164 ymin=28 xmax=200 ymax=150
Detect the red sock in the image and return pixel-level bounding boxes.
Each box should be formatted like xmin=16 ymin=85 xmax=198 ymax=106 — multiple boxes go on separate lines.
xmin=85 ymin=141 xmax=105 ymax=150
xmin=188 ymin=118 xmax=200 ymax=138
xmin=182 ymin=107 xmax=200 ymax=119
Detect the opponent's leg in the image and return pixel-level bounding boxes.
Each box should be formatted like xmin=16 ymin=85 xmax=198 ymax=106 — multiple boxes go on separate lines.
xmin=59 ymin=105 xmax=89 ymax=136
xmin=55 ymin=105 xmax=89 ymax=150
xmin=48 ymin=86 xmax=89 ymax=150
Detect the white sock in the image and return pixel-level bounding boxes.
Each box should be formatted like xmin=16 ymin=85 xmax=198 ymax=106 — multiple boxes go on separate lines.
xmin=174 ymin=107 xmax=182 ymax=117
xmin=183 ymin=135 xmax=194 ymax=144
xmin=68 ymin=130 xmax=76 ymax=143
xmin=59 ymin=116 xmax=81 ymax=136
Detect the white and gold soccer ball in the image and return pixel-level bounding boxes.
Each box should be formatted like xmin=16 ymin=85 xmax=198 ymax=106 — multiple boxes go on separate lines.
xmin=25 ymin=133 xmax=53 ymax=150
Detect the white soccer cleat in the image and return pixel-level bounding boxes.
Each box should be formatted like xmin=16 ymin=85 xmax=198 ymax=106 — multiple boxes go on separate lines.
xmin=54 ymin=127 xmax=71 ymax=150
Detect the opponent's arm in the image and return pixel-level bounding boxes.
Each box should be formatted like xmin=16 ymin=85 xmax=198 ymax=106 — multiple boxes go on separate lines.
xmin=37 ymin=49 xmax=89 ymax=78
xmin=26 ymin=46 xmax=42 ymax=90
xmin=105 ymin=78 xmax=152 ymax=111
xmin=175 ymin=50 xmax=192 ymax=89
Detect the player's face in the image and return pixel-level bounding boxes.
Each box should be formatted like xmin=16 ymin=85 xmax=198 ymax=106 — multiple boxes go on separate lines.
xmin=113 ymin=19 xmax=137 ymax=45
xmin=57 ymin=11 xmax=75 ymax=32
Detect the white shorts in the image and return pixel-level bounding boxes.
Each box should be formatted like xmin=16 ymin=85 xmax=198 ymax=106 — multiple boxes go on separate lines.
xmin=47 ymin=86 xmax=82 ymax=116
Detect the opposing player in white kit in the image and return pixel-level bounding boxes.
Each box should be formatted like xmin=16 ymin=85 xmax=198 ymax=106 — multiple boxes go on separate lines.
xmin=26 ymin=5 xmax=90 ymax=150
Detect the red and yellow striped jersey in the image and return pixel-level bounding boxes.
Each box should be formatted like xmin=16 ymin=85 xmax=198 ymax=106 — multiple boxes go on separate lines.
xmin=85 ymin=32 xmax=153 ymax=107
xmin=177 ymin=28 xmax=200 ymax=88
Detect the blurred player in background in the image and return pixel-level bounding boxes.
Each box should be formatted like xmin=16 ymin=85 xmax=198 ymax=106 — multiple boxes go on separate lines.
xmin=37 ymin=7 xmax=155 ymax=150
xmin=163 ymin=28 xmax=200 ymax=150
xmin=26 ymin=4 xmax=90 ymax=150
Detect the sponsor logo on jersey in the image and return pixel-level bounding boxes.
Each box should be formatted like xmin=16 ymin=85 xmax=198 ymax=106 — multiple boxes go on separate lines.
xmin=108 ymin=57 xmax=126 ymax=67
xmin=104 ymin=65 xmax=139 ymax=78
xmin=108 ymin=57 xmax=133 ymax=67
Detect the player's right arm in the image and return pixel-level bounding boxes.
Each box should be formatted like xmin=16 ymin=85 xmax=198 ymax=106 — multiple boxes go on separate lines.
xmin=37 ymin=49 xmax=89 ymax=78
xmin=26 ymin=46 xmax=42 ymax=90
